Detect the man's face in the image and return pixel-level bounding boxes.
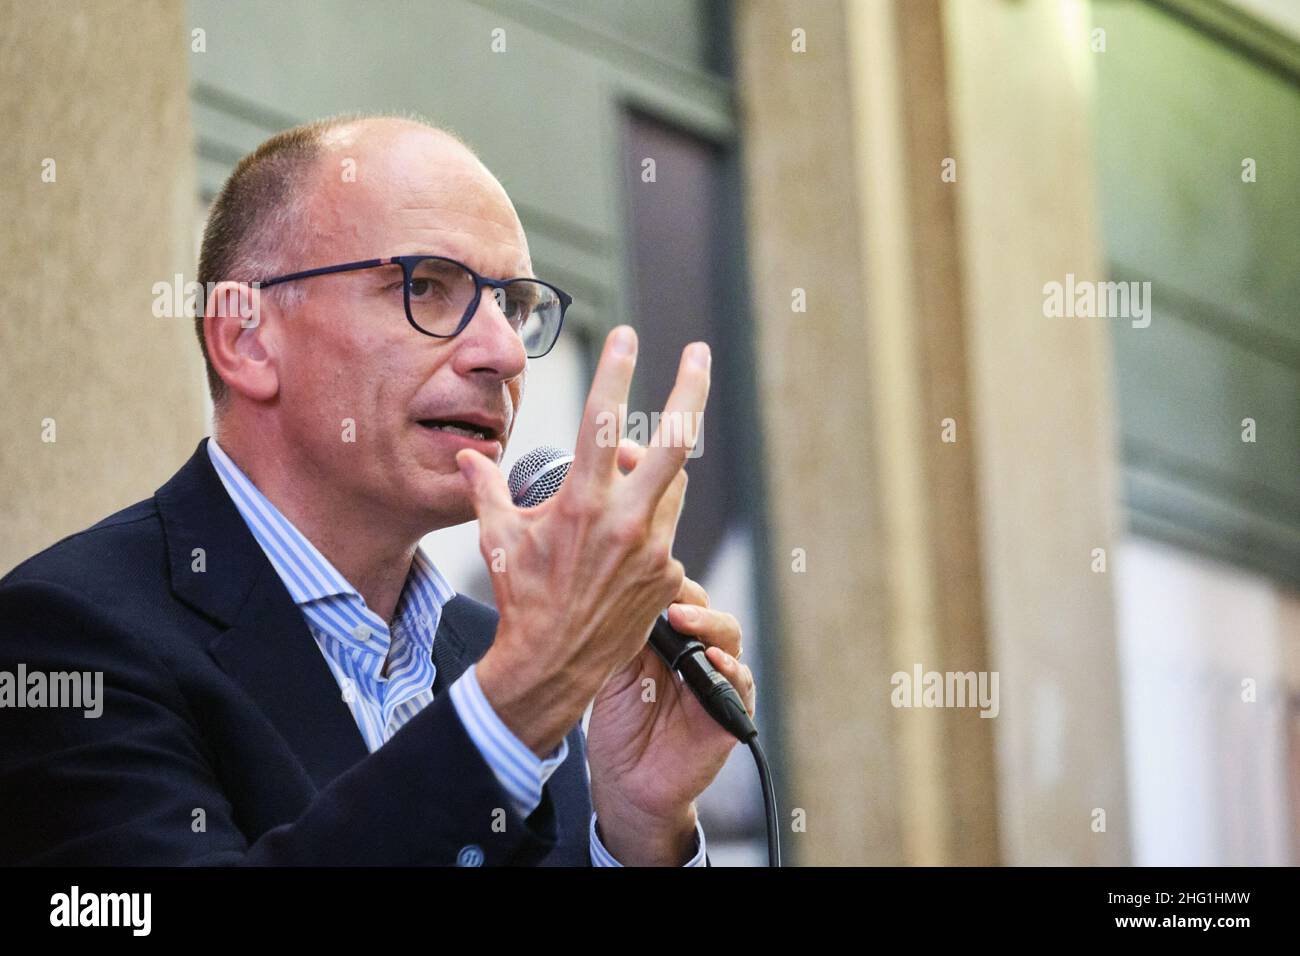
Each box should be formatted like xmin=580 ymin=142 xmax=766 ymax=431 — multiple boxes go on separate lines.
xmin=268 ymin=122 xmax=532 ymax=533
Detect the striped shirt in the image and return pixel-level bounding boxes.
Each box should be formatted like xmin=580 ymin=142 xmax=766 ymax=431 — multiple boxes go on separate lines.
xmin=207 ymin=438 xmax=703 ymax=866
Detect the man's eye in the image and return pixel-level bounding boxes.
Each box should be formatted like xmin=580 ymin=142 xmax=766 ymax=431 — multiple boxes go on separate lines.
xmin=503 ymin=294 xmax=532 ymax=317
xmin=409 ymin=279 xmax=446 ymax=299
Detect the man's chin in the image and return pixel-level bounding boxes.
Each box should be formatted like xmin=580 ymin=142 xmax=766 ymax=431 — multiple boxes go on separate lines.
xmin=431 ymin=498 xmax=477 ymax=530
xmin=400 ymin=479 xmax=478 ymax=533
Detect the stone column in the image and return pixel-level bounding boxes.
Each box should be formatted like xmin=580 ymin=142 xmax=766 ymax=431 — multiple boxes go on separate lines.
xmin=0 ymin=0 xmax=207 ymax=574
xmin=735 ymin=0 xmax=1129 ymax=864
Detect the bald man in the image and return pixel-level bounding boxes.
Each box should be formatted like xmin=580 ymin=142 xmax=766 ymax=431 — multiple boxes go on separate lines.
xmin=0 ymin=116 xmax=755 ymax=866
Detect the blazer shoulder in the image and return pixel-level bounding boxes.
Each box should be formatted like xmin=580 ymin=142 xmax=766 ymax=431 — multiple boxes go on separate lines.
xmin=1 ymin=496 xmax=162 ymax=596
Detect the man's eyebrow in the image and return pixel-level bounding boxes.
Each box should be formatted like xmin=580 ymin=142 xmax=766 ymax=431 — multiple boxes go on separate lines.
xmin=365 ymin=260 xmax=406 ymax=280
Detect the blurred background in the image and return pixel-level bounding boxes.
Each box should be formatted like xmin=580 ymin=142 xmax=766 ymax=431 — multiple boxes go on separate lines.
xmin=2 ymin=0 xmax=1297 ymax=865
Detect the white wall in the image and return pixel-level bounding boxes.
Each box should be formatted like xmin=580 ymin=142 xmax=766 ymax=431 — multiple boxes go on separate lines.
xmin=1114 ymin=536 xmax=1295 ymax=864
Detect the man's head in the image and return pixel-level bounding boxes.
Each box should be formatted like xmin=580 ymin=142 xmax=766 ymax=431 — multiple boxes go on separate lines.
xmin=198 ymin=115 xmax=535 ymax=536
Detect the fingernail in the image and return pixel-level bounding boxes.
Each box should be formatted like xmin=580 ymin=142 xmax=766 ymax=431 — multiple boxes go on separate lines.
xmin=689 ymin=343 xmax=710 ymax=369
xmin=612 ymin=327 xmax=635 ymax=355
xmin=678 ymin=605 xmax=699 ymax=623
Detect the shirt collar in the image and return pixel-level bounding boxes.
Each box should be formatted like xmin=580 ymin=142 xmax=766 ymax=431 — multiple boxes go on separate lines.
xmin=205 ymin=437 xmax=454 ymax=615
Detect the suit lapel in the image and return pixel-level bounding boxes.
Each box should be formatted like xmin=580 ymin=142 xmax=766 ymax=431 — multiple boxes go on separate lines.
xmin=430 ymin=595 xmax=477 ymax=696
xmin=208 ymin=563 xmax=369 ymax=789
xmin=157 ymin=440 xmax=367 ymax=790
xmin=156 ymin=440 xmax=500 ymax=792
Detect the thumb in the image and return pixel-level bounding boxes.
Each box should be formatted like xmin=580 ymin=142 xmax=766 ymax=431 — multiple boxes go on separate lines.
xmin=455 ymin=449 xmax=514 ymax=521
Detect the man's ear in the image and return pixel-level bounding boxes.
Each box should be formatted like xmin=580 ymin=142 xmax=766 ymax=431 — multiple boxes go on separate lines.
xmin=203 ymin=280 xmax=281 ymax=403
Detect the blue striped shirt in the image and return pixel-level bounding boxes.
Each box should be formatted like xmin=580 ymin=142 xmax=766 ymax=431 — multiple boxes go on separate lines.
xmin=207 ymin=438 xmax=704 ymax=866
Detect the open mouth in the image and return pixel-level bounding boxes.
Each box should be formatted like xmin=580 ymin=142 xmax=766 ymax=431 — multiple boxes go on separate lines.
xmin=417 ymin=419 xmax=497 ymax=441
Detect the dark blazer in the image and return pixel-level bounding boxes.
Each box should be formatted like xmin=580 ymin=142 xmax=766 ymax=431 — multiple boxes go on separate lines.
xmin=0 ymin=440 xmax=594 ymax=865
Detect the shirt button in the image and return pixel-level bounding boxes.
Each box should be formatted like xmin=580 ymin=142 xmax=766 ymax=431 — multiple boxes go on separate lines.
xmin=456 ymin=845 xmax=484 ymax=867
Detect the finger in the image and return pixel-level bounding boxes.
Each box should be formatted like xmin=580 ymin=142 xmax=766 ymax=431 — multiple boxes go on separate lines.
xmin=672 ymin=575 xmax=709 ymax=608
xmin=615 ymin=437 xmax=646 ymax=474
xmin=704 ymin=646 xmax=757 ymax=717
xmin=456 ymin=449 xmax=515 ymax=524
xmin=570 ymin=326 xmax=638 ymax=490
xmin=666 ymin=605 xmax=740 ymax=657
xmin=625 ymin=342 xmax=710 ymax=505
xmin=624 ymin=436 xmax=688 ymax=549
xmin=648 ymin=465 xmax=688 ymax=552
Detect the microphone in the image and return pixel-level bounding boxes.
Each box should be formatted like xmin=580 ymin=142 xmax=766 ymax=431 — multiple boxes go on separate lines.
xmin=507 ymin=446 xmax=758 ymax=742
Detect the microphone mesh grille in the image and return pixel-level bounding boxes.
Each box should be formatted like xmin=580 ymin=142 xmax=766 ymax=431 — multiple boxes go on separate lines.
xmin=507 ymin=446 xmax=574 ymax=508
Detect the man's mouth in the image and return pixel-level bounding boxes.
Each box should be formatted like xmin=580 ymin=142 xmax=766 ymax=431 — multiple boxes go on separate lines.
xmin=416 ymin=419 xmax=500 ymax=441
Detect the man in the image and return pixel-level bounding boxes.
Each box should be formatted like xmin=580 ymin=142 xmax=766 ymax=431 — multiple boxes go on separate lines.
xmin=0 ymin=116 xmax=755 ymax=865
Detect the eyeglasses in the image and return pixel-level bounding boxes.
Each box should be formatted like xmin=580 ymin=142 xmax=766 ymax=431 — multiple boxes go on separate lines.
xmin=256 ymin=255 xmax=571 ymax=358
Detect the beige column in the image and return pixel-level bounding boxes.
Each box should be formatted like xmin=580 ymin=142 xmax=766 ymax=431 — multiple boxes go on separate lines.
xmin=737 ymin=0 xmax=1129 ymax=865
xmin=0 ymin=0 xmax=207 ymax=574
xmin=940 ymin=0 xmax=1130 ymax=865
xmin=735 ymin=0 xmax=906 ymax=866
xmin=845 ymin=0 xmax=1001 ymax=866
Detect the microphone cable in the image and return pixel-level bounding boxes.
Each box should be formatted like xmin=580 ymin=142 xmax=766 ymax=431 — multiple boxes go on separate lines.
xmin=750 ymin=736 xmax=781 ymax=868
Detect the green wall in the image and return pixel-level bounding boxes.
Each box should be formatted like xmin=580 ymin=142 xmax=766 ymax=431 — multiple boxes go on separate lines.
xmin=187 ymin=0 xmax=735 ymax=351
xmin=1094 ymin=0 xmax=1300 ymax=585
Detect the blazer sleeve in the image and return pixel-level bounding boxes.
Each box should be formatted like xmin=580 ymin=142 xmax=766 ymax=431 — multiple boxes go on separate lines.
xmin=0 ymin=579 xmax=560 ymax=866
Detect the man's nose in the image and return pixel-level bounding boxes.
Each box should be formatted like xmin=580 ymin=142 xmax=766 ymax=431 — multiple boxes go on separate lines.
xmin=451 ymin=286 xmax=528 ymax=379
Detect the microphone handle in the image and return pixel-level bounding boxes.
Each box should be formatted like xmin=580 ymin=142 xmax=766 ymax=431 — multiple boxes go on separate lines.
xmin=648 ymin=612 xmax=757 ymax=742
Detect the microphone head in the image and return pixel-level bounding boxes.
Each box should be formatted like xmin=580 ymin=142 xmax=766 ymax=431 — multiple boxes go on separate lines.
xmin=507 ymin=446 xmax=574 ymax=508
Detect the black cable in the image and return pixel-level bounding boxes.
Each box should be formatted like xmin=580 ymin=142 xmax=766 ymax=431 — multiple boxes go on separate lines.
xmin=748 ymin=736 xmax=781 ymax=867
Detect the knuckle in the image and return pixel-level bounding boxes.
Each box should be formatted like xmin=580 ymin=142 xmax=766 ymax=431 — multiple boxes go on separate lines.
xmin=583 ymin=396 xmax=608 ymax=425
xmin=584 ymin=408 xmax=617 ymax=447
xmin=613 ymin=517 xmax=649 ymax=550
xmin=642 ymin=540 xmax=672 ymax=570
xmin=556 ymin=495 xmax=585 ymax=521
xmin=557 ymin=489 xmax=600 ymax=522
xmin=659 ymin=449 xmax=686 ymax=478
xmin=665 ymin=557 xmax=686 ymax=589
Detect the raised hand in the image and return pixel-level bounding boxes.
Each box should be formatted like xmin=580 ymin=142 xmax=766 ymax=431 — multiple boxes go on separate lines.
xmin=456 ymin=325 xmax=711 ymax=758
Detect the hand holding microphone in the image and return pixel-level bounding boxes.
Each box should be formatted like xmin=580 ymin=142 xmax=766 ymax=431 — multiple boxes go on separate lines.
xmin=457 ymin=325 xmax=774 ymax=865
xmin=509 ymin=441 xmax=757 ymax=743
xmin=457 ymin=325 xmax=721 ymax=758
